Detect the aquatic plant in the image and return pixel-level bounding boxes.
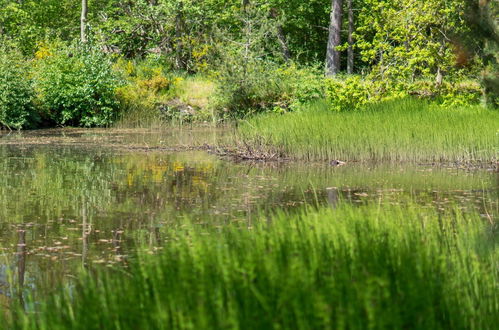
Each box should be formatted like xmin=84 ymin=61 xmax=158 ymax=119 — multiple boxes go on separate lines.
xmin=238 ymin=98 xmax=499 ymax=162
xmin=10 ymin=202 xmax=498 ymax=329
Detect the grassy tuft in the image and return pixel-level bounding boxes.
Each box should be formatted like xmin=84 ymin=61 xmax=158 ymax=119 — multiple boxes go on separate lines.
xmin=237 ymin=98 xmax=499 ymax=162
xmin=11 ymin=203 xmax=498 ymax=329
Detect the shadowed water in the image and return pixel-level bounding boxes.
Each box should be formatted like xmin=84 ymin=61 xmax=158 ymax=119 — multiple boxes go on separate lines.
xmin=0 ymin=128 xmax=497 ymax=309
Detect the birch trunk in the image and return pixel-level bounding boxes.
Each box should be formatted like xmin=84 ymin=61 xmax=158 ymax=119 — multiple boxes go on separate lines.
xmin=326 ymin=0 xmax=343 ymax=76
xmin=347 ymin=0 xmax=354 ymax=74
xmin=81 ymin=0 xmax=88 ymax=43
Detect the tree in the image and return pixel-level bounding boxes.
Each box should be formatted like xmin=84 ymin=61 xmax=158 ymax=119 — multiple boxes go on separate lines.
xmin=81 ymin=0 xmax=88 ymax=43
xmin=353 ymin=0 xmax=471 ymax=81
xmin=326 ymin=0 xmax=343 ymax=76
xmin=462 ymin=0 xmax=498 ymax=106
xmin=347 ymin=0 xmax=354 ymax=74
xmin=270 ymin=7 xmax=291 ymax=61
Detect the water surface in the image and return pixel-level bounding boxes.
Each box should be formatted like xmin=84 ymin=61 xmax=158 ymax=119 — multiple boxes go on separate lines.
xmin=0 ymin=128 xmax=496 ymax=307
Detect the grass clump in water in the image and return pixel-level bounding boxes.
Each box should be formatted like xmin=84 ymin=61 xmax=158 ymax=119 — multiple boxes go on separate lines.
xmin=11 ymin=203 xmax=498 ymax=329
xmin=238 ymin=98 xmax=499 ymax=162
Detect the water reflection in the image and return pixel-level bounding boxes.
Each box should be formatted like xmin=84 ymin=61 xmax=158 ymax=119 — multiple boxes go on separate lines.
xmin=0 ymin=128 xmax=496 ymax=305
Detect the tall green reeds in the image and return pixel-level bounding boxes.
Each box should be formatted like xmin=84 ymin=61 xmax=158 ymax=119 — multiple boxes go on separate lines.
xmin=238 ymin=98 xmax=499 ymax=162
xmin=11 ymin=203 xmax=498 ymax=329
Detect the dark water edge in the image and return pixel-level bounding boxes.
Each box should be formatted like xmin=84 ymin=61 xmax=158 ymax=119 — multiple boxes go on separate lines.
xmin=0 ymin=128 xmax=496 ymax=309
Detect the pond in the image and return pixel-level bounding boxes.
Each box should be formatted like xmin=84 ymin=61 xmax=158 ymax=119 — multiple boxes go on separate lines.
xmin=0 ymin=128 xmax=497 ymax=308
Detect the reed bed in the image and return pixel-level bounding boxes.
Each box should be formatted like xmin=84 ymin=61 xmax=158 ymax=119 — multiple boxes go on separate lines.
xmin=11 ymin=203 xmax=498 ymax=329
xmin=238 ymin=99 xmax=499 ymax=162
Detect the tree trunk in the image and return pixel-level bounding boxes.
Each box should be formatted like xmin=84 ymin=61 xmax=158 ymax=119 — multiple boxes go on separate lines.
xmin=81 ymin=0 xmax=88 ymax=43
xmin=436 ymin=67 xmax=443 ymax=86
xmin=326 ymin=0 xmax=343 ymax=76
xmin=175 ymin=1 xmax=186 ymax=70
xmin=347 ymin=0 xmax=354 ymax=74
xmin=277 ymin=26 xmax=291 ymax=61
xmin=270 ymin=8 xmax=291 ymax=61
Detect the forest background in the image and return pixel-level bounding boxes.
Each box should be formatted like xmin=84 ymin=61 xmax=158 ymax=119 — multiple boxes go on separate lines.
xmin=0 ymin=0 xmax=497 ymax=129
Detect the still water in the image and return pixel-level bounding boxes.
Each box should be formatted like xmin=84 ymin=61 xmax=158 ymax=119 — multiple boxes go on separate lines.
xmin=0 ymin=128 xmax=496 ymax=307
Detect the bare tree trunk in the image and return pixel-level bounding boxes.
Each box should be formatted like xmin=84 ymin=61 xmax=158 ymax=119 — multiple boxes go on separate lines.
xmin=270 ymin=8 xmax=291 ymax=61
xmin=277 ymin=26 xmax=291 ymax=61
xmin=81 ymin=0 xmax=88 ymax=43
xmin=175 ymin=1 xmax=186 ymax=70
xmin=347 ymin=0 xmax=354 ymax=74
xmin=326 ymin=0 xmax=343 ymax=76
xmin=436 ymin=67 xmax=443 ymax=86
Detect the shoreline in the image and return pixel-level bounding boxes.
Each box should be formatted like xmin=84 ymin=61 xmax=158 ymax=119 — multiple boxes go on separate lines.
xmin=1 ymin=127 xmax=496 ymax=171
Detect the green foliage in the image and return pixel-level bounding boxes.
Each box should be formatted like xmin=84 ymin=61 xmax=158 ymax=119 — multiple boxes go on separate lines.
xmin=0 ymin=1 xmax=40 ymax=55
xmin=275 ymin=64 xmax=325 ymax=111
xmin=214 ymin=57 xmax=283 ymax=117
xmin=34 ymin=43 xmax=122 ymax=127
xmin=11 ymin=203 xmax=498 ymax=329
xmin=0 ymin=0 xmax=494 ymax=124
xmin=325 ymin=76 xmax=483 ymax=111
xmin=354 ymin=0 xmax=472 ymax=80
xmin=214 ymin=60 xmax=327 ymax=118
xmin=239 ymin=98 xmax=498 ymax=162
xmin=409 ymin=80 xmax=483 ymax=107
xmin=0 ymin=0 xmax=79 ymax=55
xmin=212 ymin=5 xmax=325 ymax=119
xmin=462 ymin=0 xmax=499 ymax=107
xmin=212 ymin=4 xmax=284 ymax=118
xmin=325 ymin=75 xmax=377 ymax=111
xmin=113 ymin=58 xmax=176 ymax=127
xmin=0 ymin=46 xmax=35 ymax=129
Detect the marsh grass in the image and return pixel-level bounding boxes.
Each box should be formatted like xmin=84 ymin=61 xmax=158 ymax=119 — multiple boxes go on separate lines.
xmin=238 ymin=98 xmax=499 ymax=162
xmin=11 ymin=203 xmax=498 ymax=329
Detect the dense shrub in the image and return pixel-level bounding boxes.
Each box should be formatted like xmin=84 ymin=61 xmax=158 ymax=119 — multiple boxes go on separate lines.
xmin=274 ymin=64 xmax=325 ymax=112
xmin=408 ymin=80 xmax=482 ymax=107
xmin=324 ymin=76 xmax=483 ymax=112
xmin=114 ymin=58 xmax=218 ymax=126
xmin=325 ymin=76 xmax=376 ymax=111
xmin=113 ymin=58 xmax=177 ymax=127
xmin=34 ymin=43 xmax=122 ymax=127
xmin=214 ymin=55 xmax=282 ymax=118
xmin=214 ymin=58 xmax=326 ymax=118
xmin=0 ymin=47 xmax=35 ymax=129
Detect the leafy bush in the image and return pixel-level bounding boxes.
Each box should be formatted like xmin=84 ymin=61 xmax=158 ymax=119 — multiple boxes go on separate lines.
xmin=214 ymin=54 xmax=283 ymax=118
xmin=114 ymin=58 xmax=185 ymax=127
xmin=325 ymin=76 xmax=483 ymax=112
xmin=274 ymin=64 xmax=325 ymax=112
xmin=408 ymin=80 xmax=482 ymax=107
xmin=0 ymin=47 xmax=35 ymax=129
xmin=325 ymin=75 xmax=374 ymax=111
xmin=214 ymin=57 xmax=326 ymax=118
xmin=34 ymin=43 xmax=122 ymax=127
